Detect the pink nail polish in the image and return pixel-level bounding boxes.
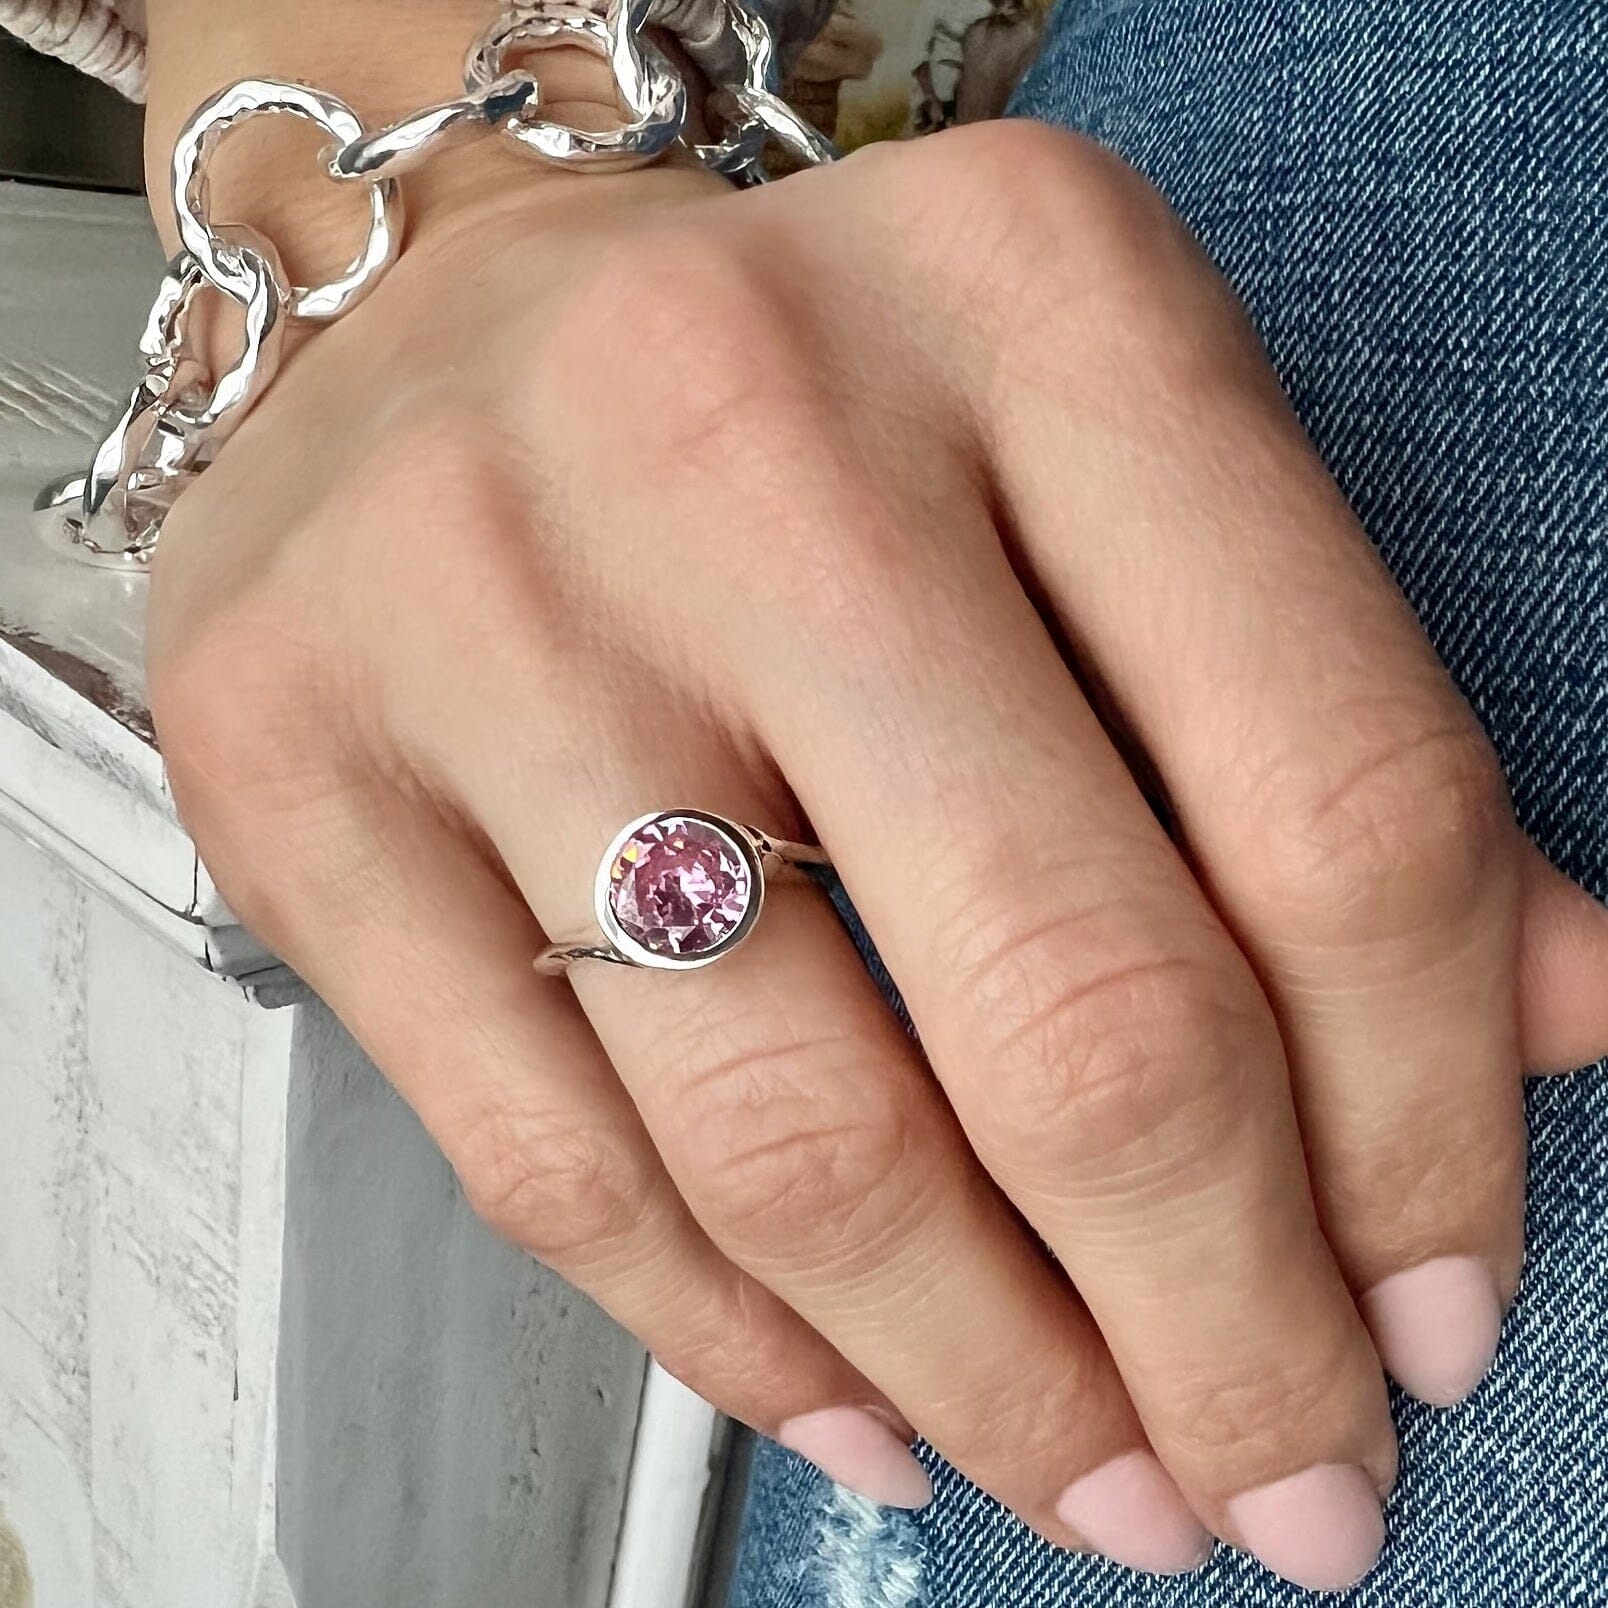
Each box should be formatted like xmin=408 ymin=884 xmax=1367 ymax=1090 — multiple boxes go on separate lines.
xmin=777 ymin=1407 xmax=933 ymax=1509
xmin=1055 ymin=1450 xmax=1213 ymax=1575
xmin=1227 ymin=1464 xmax=1384 ymax=1591
xmin=1360 ymin=1256 xmax=1503 ymax=1407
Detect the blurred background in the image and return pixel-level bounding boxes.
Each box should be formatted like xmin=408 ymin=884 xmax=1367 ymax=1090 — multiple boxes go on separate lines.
xmin=0 ymin=31 xmax=142 ymax=190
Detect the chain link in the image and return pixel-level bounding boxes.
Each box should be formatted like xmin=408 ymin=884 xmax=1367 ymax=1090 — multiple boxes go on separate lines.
xmin=35 ymin=0 xmax=839 ymax=568
xmin=464 ymin=0 xmax=688 ymax=170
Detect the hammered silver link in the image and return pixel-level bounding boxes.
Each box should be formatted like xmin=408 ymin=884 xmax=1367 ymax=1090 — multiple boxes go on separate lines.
xmin=161 ymin=228 xmax=291 ymax=435
xmin=687 ymin=0 xmax=776 ymax=177
xmin=69 ymin=375 xmax=177 ymax=560
xmin=465 ymin=0 xmax=686 ymax=171
xmin=713 ymin=83 xmax=839 ymax=168
xmin=172 ymin=78 xmax=403 ymax=321
xmin=51 ymin=248 xmax=200 ymax=562
xmin=326 ymin=71 xmax=540 ymax=183
xmin=35 ymin=229 xmax=289 ymax=566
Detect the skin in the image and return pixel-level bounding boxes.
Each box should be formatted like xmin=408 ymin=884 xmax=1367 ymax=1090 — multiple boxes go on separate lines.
xmin=141 ymin=0 xmax=1608 ymax=1586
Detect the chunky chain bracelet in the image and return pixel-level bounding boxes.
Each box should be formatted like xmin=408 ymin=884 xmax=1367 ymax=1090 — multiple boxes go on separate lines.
xmin=33 ymin=0 xmax=838 ymax=571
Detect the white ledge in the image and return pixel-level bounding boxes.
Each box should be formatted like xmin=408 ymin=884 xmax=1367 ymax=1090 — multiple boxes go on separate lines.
xmin=0 ymin=181 xmax=297 ymax=1004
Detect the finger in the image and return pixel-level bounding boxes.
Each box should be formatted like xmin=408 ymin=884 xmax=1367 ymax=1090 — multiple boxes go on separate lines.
xmin=726 ymin=487 xmax=1396 ymax=1591
xmin=980 ymin=247 xmax=1535 ymax=1410
xmin=435 ymin=685 xmax=1214 ymax=1574
xmin=1518 ymin=841 xmax=1608 ymax=1074
xmin=151 ymin=688 xmax=919 ymax=1498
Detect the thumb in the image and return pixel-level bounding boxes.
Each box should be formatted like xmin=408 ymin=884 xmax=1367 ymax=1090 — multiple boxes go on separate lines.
xmin=1518 ymin=839 xmax=1608 ymax=1076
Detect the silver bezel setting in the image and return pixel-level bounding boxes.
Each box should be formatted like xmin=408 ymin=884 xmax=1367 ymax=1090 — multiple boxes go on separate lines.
xmin=593 ymin=809 xmax=765 ymax=971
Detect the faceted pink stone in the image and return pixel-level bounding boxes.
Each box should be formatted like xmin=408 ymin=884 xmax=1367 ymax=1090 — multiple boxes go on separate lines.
xmin=608 ymin=815 xmax=753 ymax=958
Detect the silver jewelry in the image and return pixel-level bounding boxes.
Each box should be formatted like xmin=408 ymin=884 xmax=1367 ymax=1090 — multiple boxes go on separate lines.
xmin=171 ymin=78 xmax=404 ymax=322
xmin=34 ymin=0 xmax=839 ymax=570
xmin=326 ymin=72 xmax=540 ymax=184
xmin=534 ymin=809 xmax=830 ymax=974
xmin=464 ymin=0 xmax=688 ymax=171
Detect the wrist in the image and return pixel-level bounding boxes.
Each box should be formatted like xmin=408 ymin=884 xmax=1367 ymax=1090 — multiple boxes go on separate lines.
xmin=142 ymin=0 xmax=708 ymax=275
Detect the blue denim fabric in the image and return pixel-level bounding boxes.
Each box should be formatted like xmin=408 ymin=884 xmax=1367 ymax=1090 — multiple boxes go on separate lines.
xmin=732 ymin=0 xmax=1608 ymax=1601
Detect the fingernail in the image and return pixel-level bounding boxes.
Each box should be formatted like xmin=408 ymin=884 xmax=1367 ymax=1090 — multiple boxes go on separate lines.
xmin=1360 ymin=1256 xmax=1503 ymax=1407
xmin=1055 ymin=1450 xmax=1213 ymax=1575
xmin=777 ymin=1407 xmax=933 ymax=1509
xmin=1227 ymin=1464 xmax=1384 ymax=1591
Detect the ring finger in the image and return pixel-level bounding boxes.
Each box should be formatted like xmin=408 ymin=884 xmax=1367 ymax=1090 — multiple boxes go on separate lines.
xmin=425 ymin=676 xmax=1216 ymax=1575
xmin=163 ymin=730 xmax=914 ymax=1487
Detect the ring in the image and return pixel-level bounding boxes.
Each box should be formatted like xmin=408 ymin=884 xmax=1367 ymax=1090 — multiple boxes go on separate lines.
xmin=535 ymin=808 xmax=830 ymax=974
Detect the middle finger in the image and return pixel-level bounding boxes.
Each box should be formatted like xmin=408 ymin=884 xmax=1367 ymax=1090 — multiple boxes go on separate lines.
xmin=742 ymin=494 xmax=1399 ymax=1591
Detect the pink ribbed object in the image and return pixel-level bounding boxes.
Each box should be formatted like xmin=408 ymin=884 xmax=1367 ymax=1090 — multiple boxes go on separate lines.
xmin=1 ymin=0 xmax=147 ymax=100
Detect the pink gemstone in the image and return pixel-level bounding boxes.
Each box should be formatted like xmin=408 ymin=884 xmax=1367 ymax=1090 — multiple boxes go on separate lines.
xmin=608 ymin=815 xmax=753 ymax=958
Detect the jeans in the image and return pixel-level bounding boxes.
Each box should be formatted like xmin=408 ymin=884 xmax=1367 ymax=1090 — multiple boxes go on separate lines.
xmin=729 ymin=0 xmax=1608 ymax=1602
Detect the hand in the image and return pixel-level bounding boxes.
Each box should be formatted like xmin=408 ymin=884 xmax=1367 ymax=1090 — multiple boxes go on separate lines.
xmin=145 ymin=121 xmax=1608 ymax=1589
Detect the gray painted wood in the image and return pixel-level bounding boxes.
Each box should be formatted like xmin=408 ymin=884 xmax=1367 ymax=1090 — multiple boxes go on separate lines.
xmin=278 ymin=1002 xmax=646 ymax=1608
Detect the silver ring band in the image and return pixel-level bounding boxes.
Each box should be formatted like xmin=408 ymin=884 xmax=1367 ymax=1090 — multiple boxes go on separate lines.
xmin=535 ymin=808 xmax=829 ymax=975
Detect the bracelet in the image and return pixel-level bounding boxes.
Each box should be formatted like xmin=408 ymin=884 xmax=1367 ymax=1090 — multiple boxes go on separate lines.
xmin=32 ymin=0 xmax=839 ymax=571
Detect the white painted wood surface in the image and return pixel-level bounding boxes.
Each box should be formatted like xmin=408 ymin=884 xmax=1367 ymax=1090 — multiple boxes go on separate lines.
xmin=610 ymin=1370 xmax=727 ymax=1608
xmin=0 ymin=180 xmax=735 ymax=1608
xmin=0 ymin=826 xmax=296 ymax=1608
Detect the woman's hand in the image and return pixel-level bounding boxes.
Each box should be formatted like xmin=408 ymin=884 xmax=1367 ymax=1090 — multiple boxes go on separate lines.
xmin=145 ymin=121 xmax=1608 ymax=1589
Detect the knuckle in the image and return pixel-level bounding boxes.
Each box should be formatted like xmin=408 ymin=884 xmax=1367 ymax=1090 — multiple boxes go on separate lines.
xmin=697 ymin=1111 xmax=918 ymax=1263
xmin=652 ymin=1279 xmax=800 ymax=1414
xmin=902 ymin=120 xmax=1140 ymax=246
xmin=668 ymin=1028 xmax=923 ymax=1259
xmin=347 ymin=417 xmax=621 ymax=715
xmin=1250 ymin=719 xmax=1512 ymax=935
xmin=909 ymin=122 xmax=1227 ymax=329
xmin=555 ymin=231 xmax=807 ymax=471
xmin=949 ymin=899 xmax=1271 ymax=1178
xmin=150 ymin=603 xmax=324 ymax=805
xmin=149 ymin=571 xmax=424 ymax=955
xmin=147 ymin=609 xmax=356 ymax=950
xmin=891 ymin=126 xmax=1264 ymax=414
xmin=278 ymin=410 xmax=582 ymax=712
xmin=454 ymin=1101 xmax=657 ymax=1263
xmin=554 ymin=232 xmax=941 ymax=670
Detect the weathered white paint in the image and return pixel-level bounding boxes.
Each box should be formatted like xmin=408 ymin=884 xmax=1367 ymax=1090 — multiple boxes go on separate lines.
xmin=0 ymin=177 xmax=736 ymax=1608
xmin=274 ymin=999 xmax=651 ymax=1608
xmin=0 ymin=826 xmax=296 ymax=1608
